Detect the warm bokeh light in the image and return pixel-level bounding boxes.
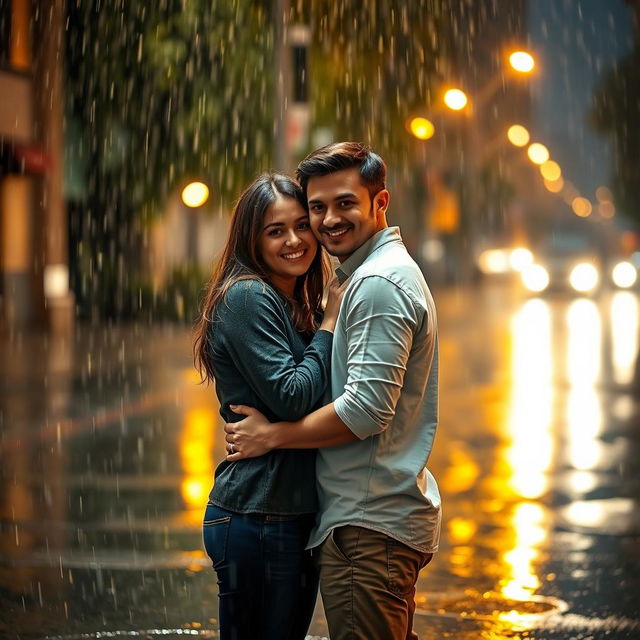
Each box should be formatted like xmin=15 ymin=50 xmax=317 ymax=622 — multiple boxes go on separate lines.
xmin=569 ymin=263 xmax=599 ymax=293
xmin=571 ymin=197 xmax=592 ymax=218
xmin=509 ymin=50 xmax=535 ymax=73
xmin=544 ymin=177 xmax=564 ymax=193
xmin=501 ymin=502 xmax=546 ymax=602
xmin=444 ymin=88 xmax=468 ymax=111
xmin=182 ymin=181 xmax=210 ymax=207
xmin=180 ymin=407 xmax=216 ymax=515
xmin=507 ymin=300 xmax=553 ymax=499
xmin=598 ymin=201 xmax=615 ymax=218
xmin=527 ymin=143 xmax=550 ymax=165
xmin=562 ymin=182 xmax=580 ymax=205
xmin=611 ymin=292 xmax=639 ymax=385
xmin=566 ymin=299 xmax=602 ymax=471
xmin=595 ymin=185 xmax=613 ymax=202
xmin=507 ymin=124 xmax=530 ymax=147
xmin=509 ymin=248 xmax=533 ymax=271
xmin=447 ymin=517 xmax=477 ymax=545
xmin=521 ymin=264 xmax=550 ymax=292
xmin=478 ymin=248 xmax=511 ymax=274
xmin=612 ymin=261 xmax=637 ymax=288
xmin=539 ymin=160 xmax=562 ymax=182
xmin=409 ymin=117 xmax=435 ymax=140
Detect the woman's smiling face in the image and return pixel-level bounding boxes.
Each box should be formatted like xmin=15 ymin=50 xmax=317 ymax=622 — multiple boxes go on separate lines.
xmin=258 ymin=195 xmax=318 ymax=295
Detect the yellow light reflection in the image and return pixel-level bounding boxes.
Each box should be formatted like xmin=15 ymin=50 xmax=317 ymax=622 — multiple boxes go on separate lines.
xmin=448 ymin=517 xmax=477 ymax=545
xmin=611 ymin=292 xmax=639 ymax=385
xmin=596 ymin=186 xmax=613 ymax=202
xmin=507 ymin=299 xmax=553 ymax=499
xmin=500 ymin=502 xmax=546 ymax=603
xmin=180 ymin=408 xmax=216 ymax=518
xmin=566 ymin=300 xmax=602 ymax=471
xmin=567 ymin=299 xmax=601 ymax=386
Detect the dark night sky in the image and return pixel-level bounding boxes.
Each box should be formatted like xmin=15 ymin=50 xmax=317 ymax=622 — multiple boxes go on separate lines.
xmin=527 ymin=0 xmax=634 ymax=205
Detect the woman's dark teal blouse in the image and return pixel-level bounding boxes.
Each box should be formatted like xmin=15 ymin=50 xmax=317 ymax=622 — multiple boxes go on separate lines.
xmin=207 ymin=279 xmax=333 ymax=514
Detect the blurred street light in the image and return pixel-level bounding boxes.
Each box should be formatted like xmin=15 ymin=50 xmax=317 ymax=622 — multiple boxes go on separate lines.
xmin=596 ymin=186 xmax=613 ymax=203
xmin=509 ymin=248 xmax=534 ymax=271
xmin=544 ymin=176 xmax=564 ymax=193
xmin=612 ymin=262 xmax=637 ymax=288
xmin=540 ymin=160 xmax=562 ymax=181
xmin=182 ymin=181 xmax=210 ymax=208
xmin=509 ymin=51 xmax=536 ymax=73
xmin=522 ymin=264 xmax=550 ymax=292
xmin=507 ymin=124 xmax=530 ymax=147
xmin=409 ymin=117 xmax=435 ymax=140
xmin=444 ymin=88 xmax=468 ymax=111
xmin=527 ymin=142 xmax=550 ymax=165
xmin=570 ymin=263 xmax=599 ymax=292
xmin=572 ymin=197 xmax=593 ymax=218
xmin=599 ymin=201 xmax=616 ymax=218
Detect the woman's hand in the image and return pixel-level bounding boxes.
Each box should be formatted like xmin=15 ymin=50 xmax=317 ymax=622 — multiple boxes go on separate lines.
xmin=224 ymin=405 xmax=274 ymax=461
xmin=320 ymin=277 xmax=349 ymax=333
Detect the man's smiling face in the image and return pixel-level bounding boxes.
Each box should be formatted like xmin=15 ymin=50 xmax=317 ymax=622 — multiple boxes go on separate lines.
xmin=306 ymin=167 xmax=388 ymax=262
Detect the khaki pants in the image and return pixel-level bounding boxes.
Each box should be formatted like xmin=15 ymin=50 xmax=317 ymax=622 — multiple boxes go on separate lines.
xmin=317 ymin=525 xmax=433 ymax=640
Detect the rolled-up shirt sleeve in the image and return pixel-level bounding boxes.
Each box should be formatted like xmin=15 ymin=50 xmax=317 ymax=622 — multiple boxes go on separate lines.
xmin=333 ymin=275 xmax=420 ymax=439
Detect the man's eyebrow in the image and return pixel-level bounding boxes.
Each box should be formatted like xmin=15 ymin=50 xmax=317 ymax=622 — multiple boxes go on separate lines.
xmin=308 ymin=192 xmax=358 ymax=204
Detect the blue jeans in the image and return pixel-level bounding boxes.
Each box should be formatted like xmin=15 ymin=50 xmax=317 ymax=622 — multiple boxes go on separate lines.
xmin=203 ymin=503 xmax=318 ymax=640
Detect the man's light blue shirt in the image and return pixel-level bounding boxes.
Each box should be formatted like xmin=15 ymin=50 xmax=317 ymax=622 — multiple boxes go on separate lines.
xmin=308 ymin=226 xmax=441 ymax=553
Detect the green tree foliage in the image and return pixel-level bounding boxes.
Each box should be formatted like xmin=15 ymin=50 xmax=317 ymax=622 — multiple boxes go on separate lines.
xmin=297 ymin=2 xmax=447 ymax=167
xmin=67 ymin=0 xmax=274 ymax=215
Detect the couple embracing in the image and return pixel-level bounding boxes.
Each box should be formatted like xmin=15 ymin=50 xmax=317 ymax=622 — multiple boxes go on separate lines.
xmin=193 ymin=142 xmax=441 ymax=640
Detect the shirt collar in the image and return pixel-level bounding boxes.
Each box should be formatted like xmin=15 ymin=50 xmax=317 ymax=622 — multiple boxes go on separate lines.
xmin=335 ymin=226 xmax=402 ymax=282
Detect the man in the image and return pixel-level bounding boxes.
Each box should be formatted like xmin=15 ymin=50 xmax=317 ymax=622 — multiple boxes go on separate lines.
xmin=225 ymin=142 xmax=441 ymax=640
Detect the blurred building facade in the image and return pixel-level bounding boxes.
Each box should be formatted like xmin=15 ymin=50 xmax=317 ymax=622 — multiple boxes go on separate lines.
xmin=0 ymin=0 xmax=73 ymax=332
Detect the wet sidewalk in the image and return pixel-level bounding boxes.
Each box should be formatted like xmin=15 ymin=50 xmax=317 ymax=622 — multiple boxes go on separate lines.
xmin=1 ymin=285 xmax=640 ymax=639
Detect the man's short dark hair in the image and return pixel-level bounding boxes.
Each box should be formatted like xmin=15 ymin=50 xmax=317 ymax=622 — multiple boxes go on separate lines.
xmin=296 ymin=142 xmax=387 ymax=199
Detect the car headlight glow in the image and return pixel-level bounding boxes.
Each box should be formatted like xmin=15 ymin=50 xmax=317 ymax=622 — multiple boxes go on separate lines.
xmin=521 ymin=264 xmax=549 ymax=292
xmin=509 ymin=247 xmax=534 ymax=271
xmin=569 ymin=263 xmax=599 ymax=292
xmin=612 ymin=261 xmax=637 ymax=288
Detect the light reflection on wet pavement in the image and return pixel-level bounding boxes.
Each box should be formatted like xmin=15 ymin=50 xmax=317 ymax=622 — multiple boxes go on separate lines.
xmin=1 ymin=284 xmax=639 ymax=639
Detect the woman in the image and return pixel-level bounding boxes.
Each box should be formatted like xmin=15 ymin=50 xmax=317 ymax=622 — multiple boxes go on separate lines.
xmin=193 ymin=173 xmax=344 ymax=640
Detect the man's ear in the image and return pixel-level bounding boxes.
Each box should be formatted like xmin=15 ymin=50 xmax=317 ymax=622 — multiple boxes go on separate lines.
xmin=375 ymin=189 xmax=390 ymax=218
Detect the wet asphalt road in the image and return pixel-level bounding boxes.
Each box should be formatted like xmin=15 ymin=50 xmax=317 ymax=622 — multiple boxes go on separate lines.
xmin=1 ymin=282 xmax=639 ymax=639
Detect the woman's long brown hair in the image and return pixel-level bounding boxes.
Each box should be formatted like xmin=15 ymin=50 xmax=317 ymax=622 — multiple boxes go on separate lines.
xmin=193 ymin=173 xmax=328 ymax=384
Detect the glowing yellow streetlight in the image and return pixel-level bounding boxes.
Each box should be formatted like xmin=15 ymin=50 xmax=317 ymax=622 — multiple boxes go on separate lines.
xmin=540 ymin=160 xmax=562 ymax=182
xmin=409 ymin=117 xmax=435 ymax=140
xmin=507 ymin=124 xmax=530 ymax=147
xmin=182 ymin=181 xmax=210 ymax=208
xmin=444 ymin=88 xmax=468 ymax=111
xmin=544 ymin=177 xmax=564 ymax=193
xmin=596 ymin=186 xmax=613 ymax=203
xmin=572 ymin=197 xmax=593 ymax=218
xmin=527 ymin=143 xmax=550 ymax=165
xmin=599 ymin=201 xmax=615 ymax=218
xmin=509 ymin=51 xmax=535 ymax=73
